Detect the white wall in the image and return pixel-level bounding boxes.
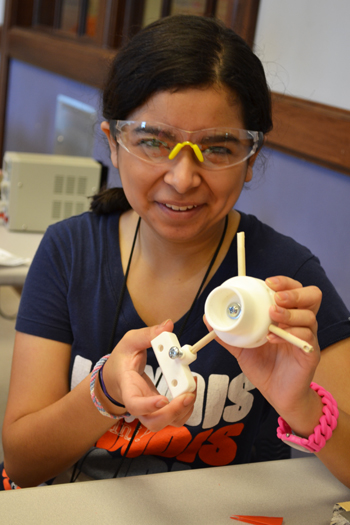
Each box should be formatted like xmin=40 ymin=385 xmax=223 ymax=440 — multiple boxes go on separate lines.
xmin=0 ymin=0 xmax=5 ymax=25
xmin=255 ymin=0 xmax=350 ymax=110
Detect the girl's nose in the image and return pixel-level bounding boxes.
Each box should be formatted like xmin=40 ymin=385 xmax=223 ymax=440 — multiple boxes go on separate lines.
xmin=163 ymin=148 xmax=202 ymax=193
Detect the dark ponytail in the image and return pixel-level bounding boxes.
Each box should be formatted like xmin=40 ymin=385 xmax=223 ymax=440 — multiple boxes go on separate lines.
xmin=90 ymin=187 xmax=131 ymax=214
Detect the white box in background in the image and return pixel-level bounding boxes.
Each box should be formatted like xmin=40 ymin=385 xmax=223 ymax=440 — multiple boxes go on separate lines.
xmin=1 ymin=152 xmax=102 ymax=232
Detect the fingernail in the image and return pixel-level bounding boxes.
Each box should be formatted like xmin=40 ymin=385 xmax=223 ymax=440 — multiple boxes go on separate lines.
xmin=276 ymin=292 xmax=289 ymax=301
xmin=274 ymin=304 xmax=285 ymax=314
xmin=183 ymin=394 xmax=195 ymax=407
xmin=156 ymin=399 xmax=169 ymax=408
xmin=266 ymin=277 xmax=280 ymax=285
xmin=161 ymin=319 xmax=172 ymax=327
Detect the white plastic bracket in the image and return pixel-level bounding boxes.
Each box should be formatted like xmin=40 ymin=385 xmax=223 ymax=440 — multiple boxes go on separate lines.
xmin=151 ymin=331 xmax=197 ymax=398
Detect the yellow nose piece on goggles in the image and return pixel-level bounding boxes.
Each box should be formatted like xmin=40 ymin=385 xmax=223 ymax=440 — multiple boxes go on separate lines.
xmin=168 ymin=141 xmax=204 ymax=162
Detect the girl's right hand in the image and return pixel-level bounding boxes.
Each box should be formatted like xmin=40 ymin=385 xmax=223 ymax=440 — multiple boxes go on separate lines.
xmin=101 ymin=320 xmax=196 ymax=432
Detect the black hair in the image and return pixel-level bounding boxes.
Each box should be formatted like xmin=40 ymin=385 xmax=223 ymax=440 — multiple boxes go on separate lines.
xmin=91 ymin=15 xmax=272 ymax=214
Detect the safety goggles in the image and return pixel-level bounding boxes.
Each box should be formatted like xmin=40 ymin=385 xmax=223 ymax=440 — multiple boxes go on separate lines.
xmin=109 ymin=120 xmax=264 ymax=170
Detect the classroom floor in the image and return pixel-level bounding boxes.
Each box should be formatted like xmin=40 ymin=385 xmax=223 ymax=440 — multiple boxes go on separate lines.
xmin=0 ymin=286 xmax=19 ymax=464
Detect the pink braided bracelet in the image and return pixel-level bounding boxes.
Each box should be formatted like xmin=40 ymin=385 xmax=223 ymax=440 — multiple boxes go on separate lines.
xmin=90 ymin=355 xmax=126 ymax=420
xmin=276 ymin=382 xmax=339 ymax=453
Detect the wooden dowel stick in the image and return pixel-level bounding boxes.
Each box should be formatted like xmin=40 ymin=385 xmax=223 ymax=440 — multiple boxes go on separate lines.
xmin=237 ymin=232 xmax=246 ymax=277
xmin=191 ymin=331 xmax=216 ymax=354
xmin=190 ymin=326 xmax=313 ymax=354
xmin=268 ymin=324 xmax=314 ymax=353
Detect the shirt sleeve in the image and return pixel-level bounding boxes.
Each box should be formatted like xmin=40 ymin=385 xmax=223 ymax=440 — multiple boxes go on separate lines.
xmin=15 ymin=224 xmax=74 ymax=344
xmin=293 ymin=255 xmax=350 ymax=350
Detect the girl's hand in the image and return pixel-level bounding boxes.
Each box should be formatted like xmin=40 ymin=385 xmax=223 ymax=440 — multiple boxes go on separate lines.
xmin=101 ymin=320 xmax=196 ymax=432
xmin=205 ymin=276 xmax=323 ymax=432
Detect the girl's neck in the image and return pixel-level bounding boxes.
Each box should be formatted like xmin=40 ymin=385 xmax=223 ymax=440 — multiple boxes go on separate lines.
xmin=120 ymin=209 xmax=240 ymax=281
xmin=119 ymin=209 xmax=240 ymax=325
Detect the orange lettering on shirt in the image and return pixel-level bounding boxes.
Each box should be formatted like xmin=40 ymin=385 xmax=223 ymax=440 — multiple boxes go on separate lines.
xmin=144 ymin=426 xmax=192 ymax=457
xmin=176 ymin=429 xmax=214 ymax=463
xmin=198 ymin=423 xmax=244 ymax=466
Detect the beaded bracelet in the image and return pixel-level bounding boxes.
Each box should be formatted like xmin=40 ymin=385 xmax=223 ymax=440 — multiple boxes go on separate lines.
xmin=277 ymin=382 xmax=339 ymax=453
xmin=90 ymin=355 xmax=127 ymax=420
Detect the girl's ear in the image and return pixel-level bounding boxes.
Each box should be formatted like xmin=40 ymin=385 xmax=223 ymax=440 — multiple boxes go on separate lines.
xmin=101 ymin=121 xmax=118 ymax=168
xmin=245 ymin=164 xmax=253 ymax=183
xmin=245 ymin=151 xmax=258 ymax=182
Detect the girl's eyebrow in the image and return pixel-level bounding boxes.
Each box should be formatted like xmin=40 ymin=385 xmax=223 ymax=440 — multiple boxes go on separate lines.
xmin=200 ymin=133 xmax=240 ymax=144
xmin=134 ymin=125 xmax=177 ymax=141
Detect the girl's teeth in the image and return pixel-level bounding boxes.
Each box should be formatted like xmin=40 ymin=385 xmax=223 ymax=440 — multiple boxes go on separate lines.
xmin=165 ymin=204 xmax=197 ymax=211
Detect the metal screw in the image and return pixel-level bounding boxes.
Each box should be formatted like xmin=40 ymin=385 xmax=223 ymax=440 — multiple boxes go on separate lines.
xmin=169 ymin=346 xmax=183 ymax=359
xmin=227 ymin=302 xmax=242 ymax=320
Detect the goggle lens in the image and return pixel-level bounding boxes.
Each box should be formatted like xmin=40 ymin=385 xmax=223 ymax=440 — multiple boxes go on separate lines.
xmin=111 ymin=120 xmax=263 ymax=170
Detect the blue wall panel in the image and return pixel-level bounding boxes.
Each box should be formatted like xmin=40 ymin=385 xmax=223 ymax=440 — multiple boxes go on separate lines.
xmin=237 ymin=150 xmax=350 ymax=308
xmin=4 ymin=60 xmax=120 ymax=186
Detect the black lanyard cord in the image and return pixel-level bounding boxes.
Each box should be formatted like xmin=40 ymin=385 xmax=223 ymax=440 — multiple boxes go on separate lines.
xmin=111 ymin=214 xmax=228 ymax=480
xmin=72 ymin=214 xmax=228 ymax=482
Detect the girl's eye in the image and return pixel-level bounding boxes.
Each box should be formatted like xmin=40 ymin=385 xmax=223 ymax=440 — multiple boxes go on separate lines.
xmin=201 ymin=143 xmax=244 ymax=165
xmin=203 ymin=146 xmax=235 ymax=156
xmin=139 ymin=138 xmax=169 ymax=149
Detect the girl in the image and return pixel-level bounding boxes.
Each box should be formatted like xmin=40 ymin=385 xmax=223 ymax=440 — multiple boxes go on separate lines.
xmin=2 ymin=15 xmax=350 ymax=489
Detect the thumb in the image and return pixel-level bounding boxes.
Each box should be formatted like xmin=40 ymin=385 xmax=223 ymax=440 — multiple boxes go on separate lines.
xmin=119 ymin=319 xmax=174 ymax=355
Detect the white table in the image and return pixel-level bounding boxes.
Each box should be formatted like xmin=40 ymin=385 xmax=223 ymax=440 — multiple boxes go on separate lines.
xmin=0 ymin=457 xmax=349 ymax=524
xmin=0 ymin=226 xmax=42 ymax=286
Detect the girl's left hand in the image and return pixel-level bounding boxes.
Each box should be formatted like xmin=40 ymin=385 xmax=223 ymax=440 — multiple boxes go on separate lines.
xmin=205 ymin=276 xmax=323 ymax=430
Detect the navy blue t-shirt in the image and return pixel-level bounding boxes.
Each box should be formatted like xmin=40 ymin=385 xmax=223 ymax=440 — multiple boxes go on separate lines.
xmin=14 ymin=210 xmax=350 ymax=480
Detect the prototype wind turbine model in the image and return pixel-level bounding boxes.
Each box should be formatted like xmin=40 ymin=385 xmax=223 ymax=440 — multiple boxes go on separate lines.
xmin=151 ymin=232 xmax=313 ymax=398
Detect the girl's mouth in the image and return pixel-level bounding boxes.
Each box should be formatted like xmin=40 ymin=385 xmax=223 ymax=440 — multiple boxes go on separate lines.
xmin=164 ymin=204 xmax=198 ymax=211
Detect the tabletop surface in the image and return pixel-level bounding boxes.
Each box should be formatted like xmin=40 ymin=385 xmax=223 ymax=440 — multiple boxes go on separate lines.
xmin=0 ymin=226 xmax=42 ymax=285
xmin=0 ymin=457 xmax=349 ymax=525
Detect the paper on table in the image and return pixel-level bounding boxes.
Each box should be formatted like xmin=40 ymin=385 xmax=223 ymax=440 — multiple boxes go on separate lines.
xmin=331 ymin=503 xmax=350 ymax=525
xmin=231 ymin=515 xmax=283 ymax=525
xmin=0 ymin=248 xmax=31 ymax=267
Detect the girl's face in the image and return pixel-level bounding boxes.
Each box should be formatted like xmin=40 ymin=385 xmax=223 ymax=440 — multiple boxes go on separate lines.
xmin=103 ymin=86 xmax=257 ymax=244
